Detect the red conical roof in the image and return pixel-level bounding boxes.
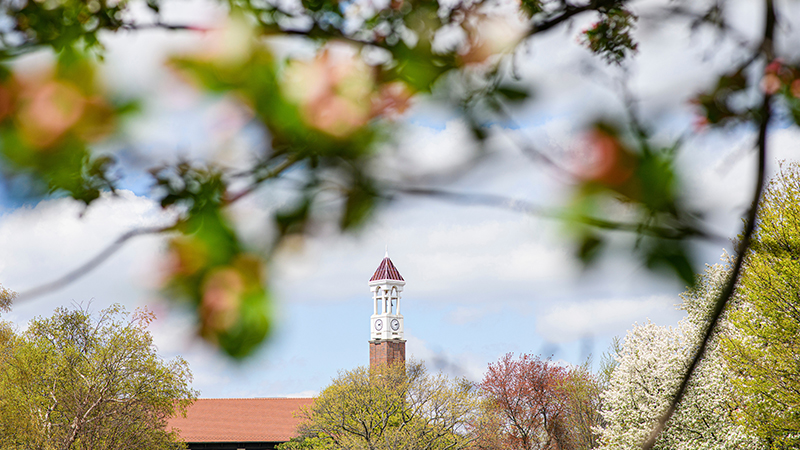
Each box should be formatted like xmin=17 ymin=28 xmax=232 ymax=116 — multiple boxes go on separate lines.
xmin=370 ymin=257 xmax=404 ymax=282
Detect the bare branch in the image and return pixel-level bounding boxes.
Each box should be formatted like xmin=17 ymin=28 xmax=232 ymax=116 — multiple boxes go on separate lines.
xmin=394 ymin=186 xmax=725 ymax=242
xmin=642 ymin=3 xmax=754 ymax=51
xmin=641 ymin=1 xmax=775 ymax=447
xmin=224 ymin=156 xmax=298 ymax=205
xmin=119 ymin=22 xmax=202 ymax=31
xmin=528 ymin=2 xmax=599 ymax=37
xmin=14 ymin=224 xmax=176 ymax=303
xmin=489 ymin=98 xmax=580 ymax=181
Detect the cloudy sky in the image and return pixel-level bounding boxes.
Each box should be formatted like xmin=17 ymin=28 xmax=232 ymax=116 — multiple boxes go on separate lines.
xmin=2 ymin=0 xmax=800 ymax=398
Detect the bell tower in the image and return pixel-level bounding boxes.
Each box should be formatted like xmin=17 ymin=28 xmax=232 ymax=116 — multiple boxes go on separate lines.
xmin=369 ymin=250 xmax=406 ymax=367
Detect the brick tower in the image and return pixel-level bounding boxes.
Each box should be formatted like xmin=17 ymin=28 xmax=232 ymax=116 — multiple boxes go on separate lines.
xmin=368 ymin=250 xmax=406 ymax=367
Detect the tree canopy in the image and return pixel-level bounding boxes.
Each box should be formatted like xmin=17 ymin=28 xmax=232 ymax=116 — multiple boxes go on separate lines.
xmin=723 ymin=163 xmax=800 ymax=448
xmin=0 ymin=284 xmax=14 ymax=313
xmin=281 ymin=361 xmax=480 ymax=450
xmin=477 ymin=353 xmax=602 ymax=450
xmin=0 ymin=304 xmax=197 ymax=450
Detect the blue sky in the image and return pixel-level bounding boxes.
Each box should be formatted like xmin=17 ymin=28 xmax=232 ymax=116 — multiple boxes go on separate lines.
xmin=2 ymin=0 xmax=800 ymax=397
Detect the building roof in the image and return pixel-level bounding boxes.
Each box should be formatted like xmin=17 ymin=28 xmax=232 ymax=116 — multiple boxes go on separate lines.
xmin=370 ymin=256 xmax=404 ymax=282
xmin=168 ymin=398 xmax=314 ymax=443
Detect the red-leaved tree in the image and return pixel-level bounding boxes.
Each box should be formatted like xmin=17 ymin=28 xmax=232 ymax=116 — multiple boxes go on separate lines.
xmin=477 ymin=353 xmax=601 ymax=450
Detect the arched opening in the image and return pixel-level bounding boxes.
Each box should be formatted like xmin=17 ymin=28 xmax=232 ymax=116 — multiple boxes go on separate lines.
xmin=390 ymin=286 xmax=399 ymax=314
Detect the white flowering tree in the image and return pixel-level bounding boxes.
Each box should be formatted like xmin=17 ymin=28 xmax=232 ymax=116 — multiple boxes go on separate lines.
xmin=598 ymin=262 xmax=763 ymax=450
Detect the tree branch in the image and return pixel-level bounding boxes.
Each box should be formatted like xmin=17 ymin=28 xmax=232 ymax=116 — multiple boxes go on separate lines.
xmin=641 ymin=2 xmax=775 ymax=448
xmin=224 ymin=156 xmax=298 ymax=205
xmin=528 ymin=2 xmax=597 ymax=37
xmin=526 ymin=0 xmax=631 ymax=38
xmin=14 ymin=224 xmax=176 ymax=303
xmin=119 ymin=22 xmax=202 ymax=31
xmin=644 ymin=3 xmax=754 ymax=51
xmin=393 ymin=186 xmax=724 ymax=242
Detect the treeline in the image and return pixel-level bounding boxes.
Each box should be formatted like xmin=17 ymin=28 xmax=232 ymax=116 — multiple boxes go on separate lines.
xmin=283 ymin=164 xmax=800 ymax=450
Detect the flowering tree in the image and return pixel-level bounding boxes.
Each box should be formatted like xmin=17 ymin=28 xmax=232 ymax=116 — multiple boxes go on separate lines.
xmin=598 ymin=262 xmax=763 ymax=450
xmin=478 ymin=353 xmax=601 ymax=450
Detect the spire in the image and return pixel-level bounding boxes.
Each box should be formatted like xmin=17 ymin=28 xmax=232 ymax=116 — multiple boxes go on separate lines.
xmin=370 ymin=253 xmax=404 ymax=282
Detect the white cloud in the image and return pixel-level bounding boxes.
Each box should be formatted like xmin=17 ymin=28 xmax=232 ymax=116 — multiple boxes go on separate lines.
xmin=375 ymin=118 xmax=479 ymax=180
xmin=0 ymin=192 xmax=235 ymax=396
xmin=535 ymin=295 xmax=684 ymax=344
xmin=673 ymin=126 xmax=800 ymax=245
xmin=0 ymin=190 xmax=171 ymax=294
xmin=405 ymin=120 xmax=477 ymax=171
xmin=270 ymin=206 xmax=583 ymax=307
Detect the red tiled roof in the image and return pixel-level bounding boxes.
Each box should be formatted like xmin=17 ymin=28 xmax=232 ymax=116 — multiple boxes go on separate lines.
xmin=370 ymin=257 xmax=404 ymax=282
xmin=168 ymin=398 xmax=314 ymax=443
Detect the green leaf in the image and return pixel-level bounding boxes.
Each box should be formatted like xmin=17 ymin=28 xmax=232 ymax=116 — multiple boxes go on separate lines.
xmin=636 ymin=150 xmax=677 ymax=214
xmin=341 ymin=179 xmax=378 ymax=231
xmin=275 ymin=197 xmax=312 ymax=236
xmin=217 ymin=290 xmax=272 ymax=359
xmin=786 ymin=95 xmax=800 ymax=126
xmin=645 ymin=241 xmax=696 ymax=288
xmin=577 ymin=233 xmax=604 ymax=265
xmin=0 ymin=305 xmax=196 ymax=447
xmin=388 ymin=41 xmax=454 ymax=93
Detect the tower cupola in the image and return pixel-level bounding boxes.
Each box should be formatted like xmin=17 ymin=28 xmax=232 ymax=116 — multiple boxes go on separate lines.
xmin=368 ymin=249 xmax=406 ymax=367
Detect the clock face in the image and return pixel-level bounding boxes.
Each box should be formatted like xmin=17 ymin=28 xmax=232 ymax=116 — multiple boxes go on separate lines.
xmin=374 ymin=319 xmax=383 ymax=331
xmin=390 ymin=318 xmax=400 ymax=331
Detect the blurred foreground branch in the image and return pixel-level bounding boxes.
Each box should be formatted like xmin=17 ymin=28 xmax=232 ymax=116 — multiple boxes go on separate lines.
xmin=642 ymin=0 xmax=775 ymax=447
xmin=14 ymin=224 xmax=176 ymax=303
xmin=396 ymin=186 xmax=725 ymax=242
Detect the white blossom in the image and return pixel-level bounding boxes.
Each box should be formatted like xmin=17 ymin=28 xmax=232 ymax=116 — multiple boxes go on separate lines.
xmin=597 ymin=262 xmax=764 ymax=450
